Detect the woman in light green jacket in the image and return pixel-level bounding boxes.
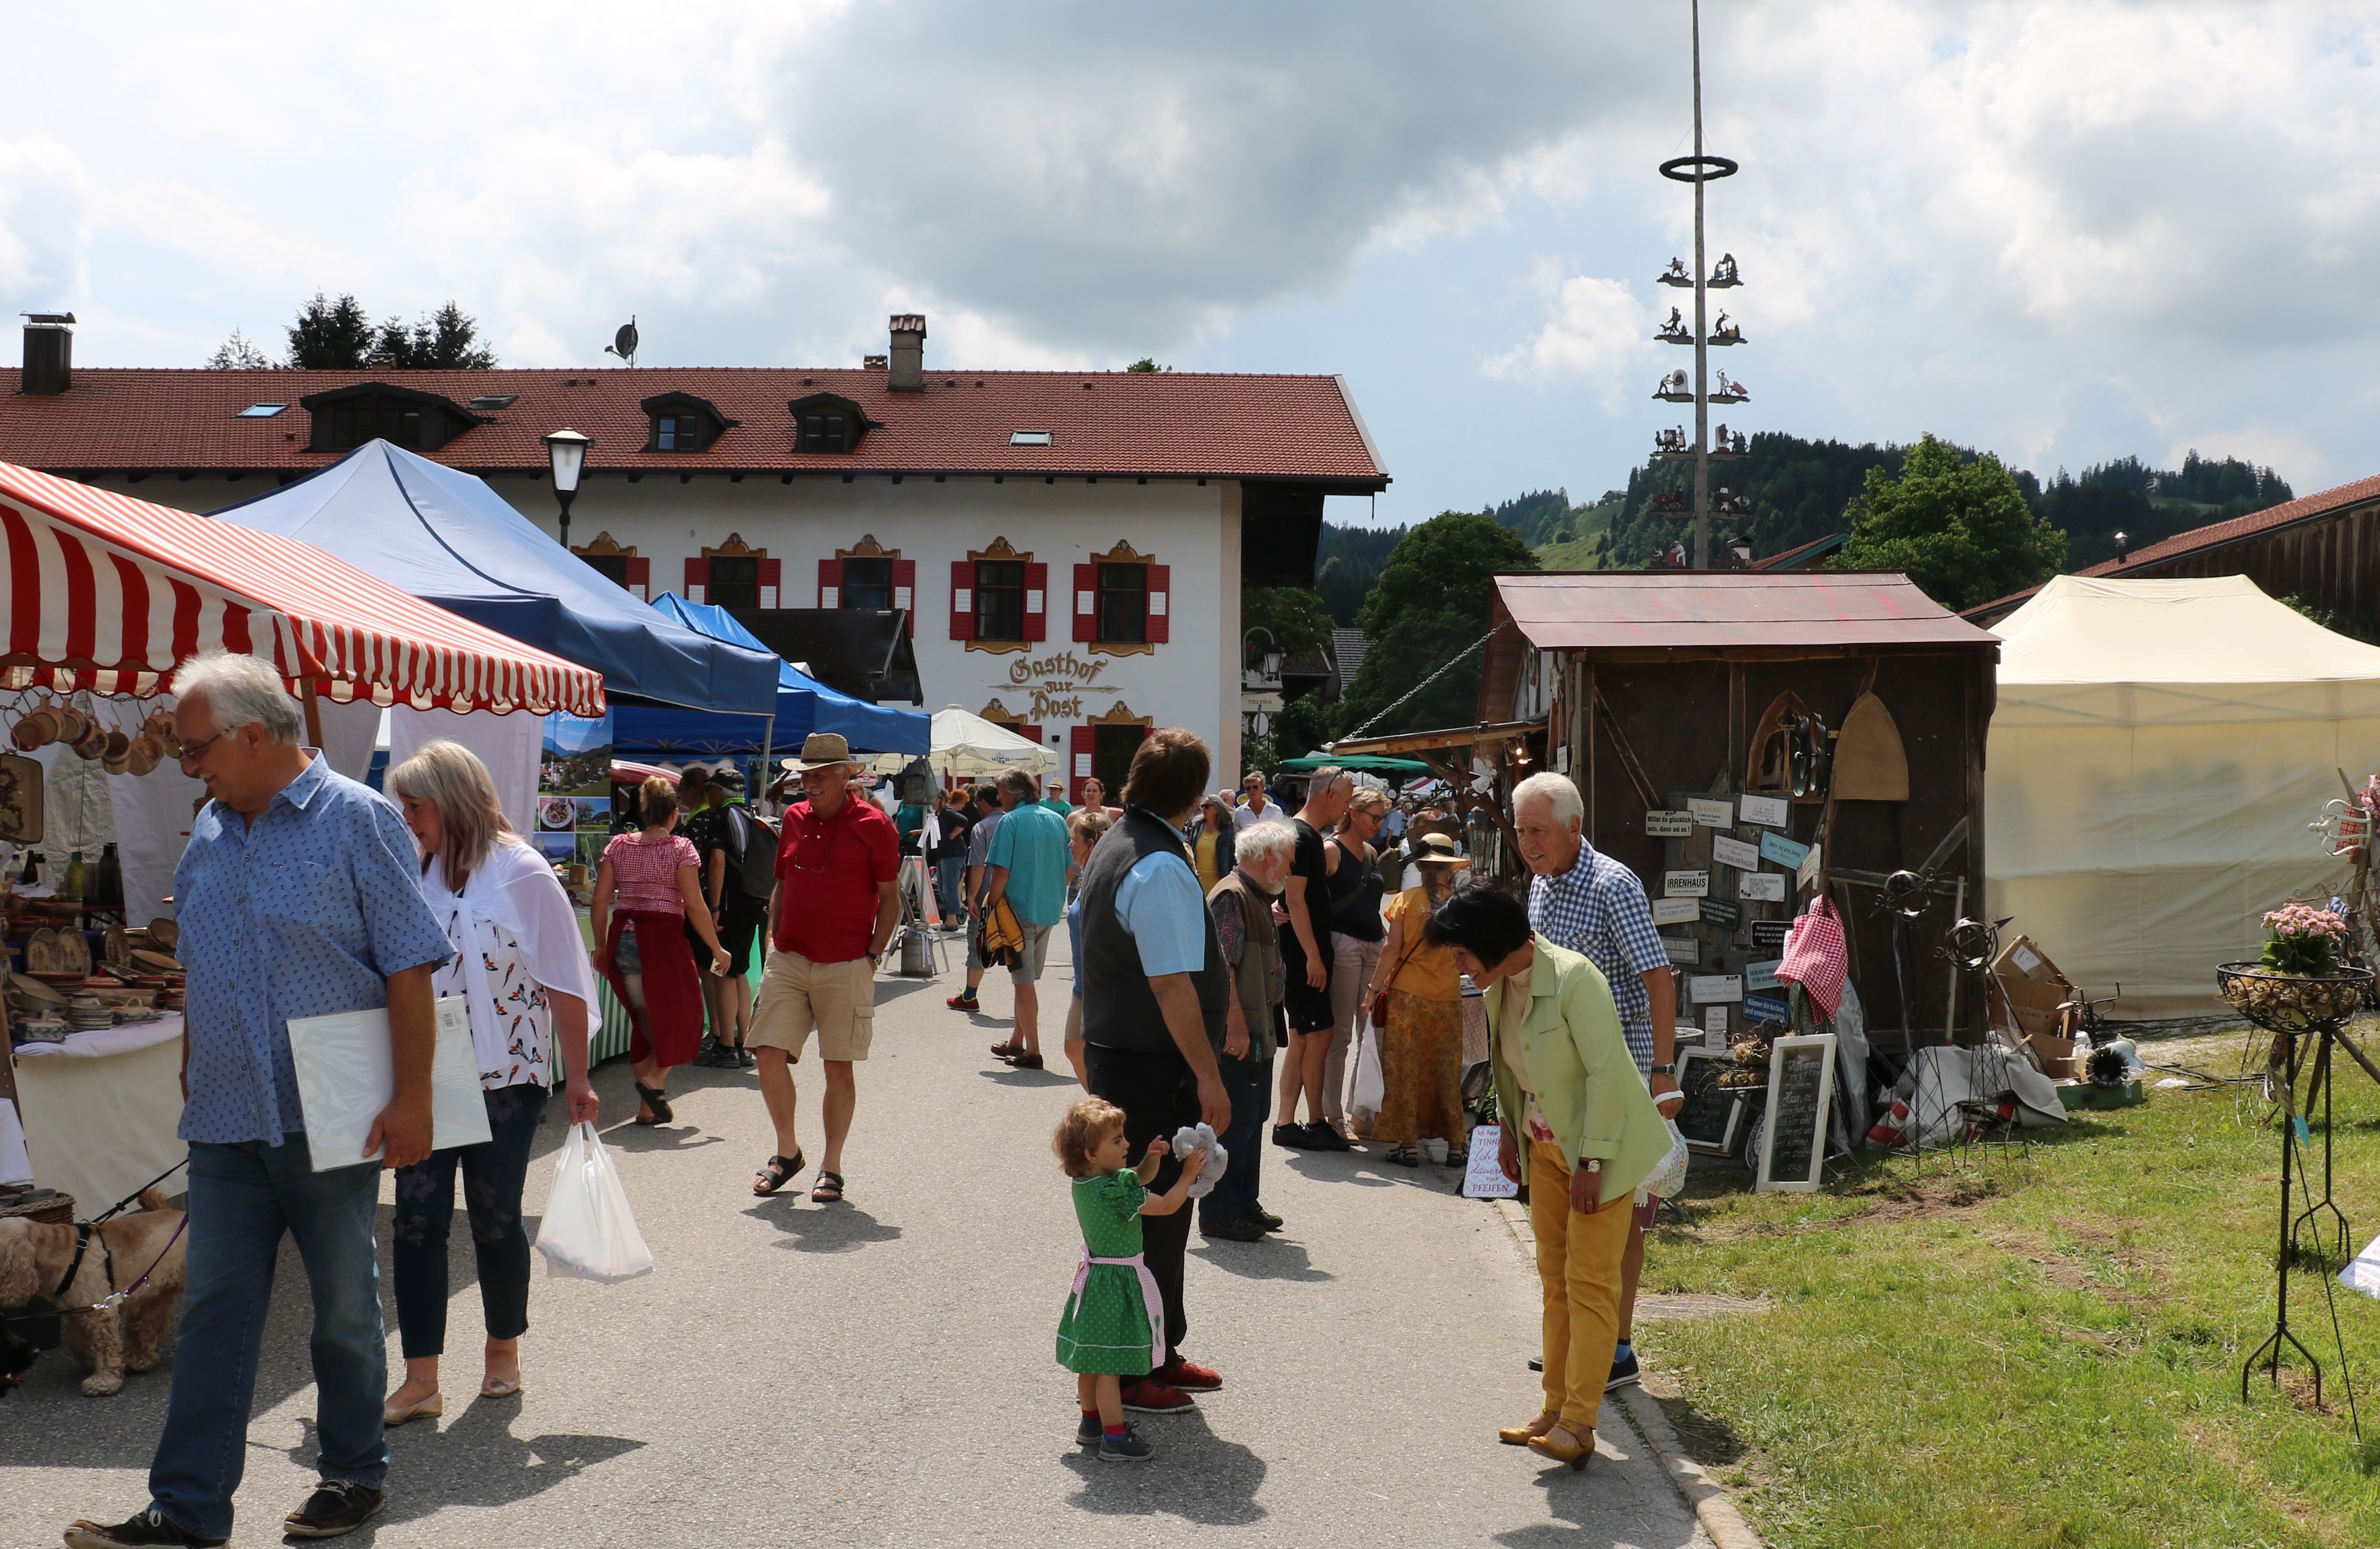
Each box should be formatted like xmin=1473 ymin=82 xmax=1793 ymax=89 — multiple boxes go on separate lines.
xmin=1427 ymin=877 xmax=1669 ymax=1470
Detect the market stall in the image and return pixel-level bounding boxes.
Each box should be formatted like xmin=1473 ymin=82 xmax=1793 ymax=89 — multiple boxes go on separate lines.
xmin=1987 ymin=575 xmax=2380 ymax=1016
xmin=616 ymin=592 xmax=928 ymax=758
xmin=0 ymin=458 xmax=604 ymax=1212
xmin=871 ymin=704 xmax=1058 ymax=780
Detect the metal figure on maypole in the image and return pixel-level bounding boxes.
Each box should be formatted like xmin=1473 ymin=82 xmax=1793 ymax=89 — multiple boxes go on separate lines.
xmin=1651 ymin=0 xmax=1746 ymax=570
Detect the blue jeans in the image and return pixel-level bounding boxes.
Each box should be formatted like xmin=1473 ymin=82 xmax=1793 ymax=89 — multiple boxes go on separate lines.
xmin=149 ymin=1135 xmax=386 ymax=1541
xmin=934 ymin=857 xmax=965 ymax=920
xmin=1202 ymin=1052 xmax=1271 ymax=1227
xmin=392 ymin=1083 xmax=548 ymax=1359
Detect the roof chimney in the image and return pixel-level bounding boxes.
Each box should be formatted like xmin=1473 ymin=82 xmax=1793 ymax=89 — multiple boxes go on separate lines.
xmin=20 ymin=312 xmax=73 ymax=395
xmin=887 ymin=313 xmax=926 ymax=392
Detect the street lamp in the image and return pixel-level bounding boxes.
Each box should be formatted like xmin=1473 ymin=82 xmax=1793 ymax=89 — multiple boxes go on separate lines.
xmin=542 ymin=427 xmax=592 ymax=550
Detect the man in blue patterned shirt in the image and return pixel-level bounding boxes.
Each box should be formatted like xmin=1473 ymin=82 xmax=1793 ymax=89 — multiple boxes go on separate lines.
xmin=68 ymin=652 xmax=452 ymax=1549
xmin=1512 ymin=771 xmax=1680 ymax=1400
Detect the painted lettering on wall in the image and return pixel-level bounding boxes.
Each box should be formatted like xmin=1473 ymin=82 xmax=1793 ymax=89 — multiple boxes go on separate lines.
xmin=1008 ymin=651 xmax=1111 ymax=687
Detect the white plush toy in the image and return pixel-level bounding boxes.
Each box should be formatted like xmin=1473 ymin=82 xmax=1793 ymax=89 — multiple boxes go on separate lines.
xmin=1169 ymin=1122 xmax=1229 ymax=1199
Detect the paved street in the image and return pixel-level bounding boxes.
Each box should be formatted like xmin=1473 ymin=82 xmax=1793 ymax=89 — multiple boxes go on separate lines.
xmin=2 ymin=941 xmax=1708 ymax=1548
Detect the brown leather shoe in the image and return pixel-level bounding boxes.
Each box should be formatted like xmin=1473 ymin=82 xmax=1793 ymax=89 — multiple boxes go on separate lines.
xmin=1009 ymin=1052 xmax=1045 ymax=1069
xmin=1526 ymin=1425 xmax=1596 ymax=1470
xmin=989 ymin=1040 xmax=1026 ymax=1059
xmin=1498 ymin=1410 xmax=1559 ymax=1446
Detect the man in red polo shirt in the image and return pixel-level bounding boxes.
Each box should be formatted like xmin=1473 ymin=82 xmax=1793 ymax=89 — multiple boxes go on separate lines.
xmin=749 ymin=733 xmax=901 ymax=1205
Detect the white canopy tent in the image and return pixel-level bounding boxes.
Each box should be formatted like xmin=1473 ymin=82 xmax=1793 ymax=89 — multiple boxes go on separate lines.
xmin=1986 ymin=575 xmax=2380 ymax=1016
xmin=871 ymin=705 xmax=1059 ymax=779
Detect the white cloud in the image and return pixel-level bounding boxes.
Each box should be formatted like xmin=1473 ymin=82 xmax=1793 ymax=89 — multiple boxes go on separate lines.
xmin=1484 ymin=268 xmax=1649 ymax=404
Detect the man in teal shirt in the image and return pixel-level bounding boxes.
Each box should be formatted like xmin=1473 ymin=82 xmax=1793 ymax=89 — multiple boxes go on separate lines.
xmin=984 ymin=767 xmax=1071 ymax=1070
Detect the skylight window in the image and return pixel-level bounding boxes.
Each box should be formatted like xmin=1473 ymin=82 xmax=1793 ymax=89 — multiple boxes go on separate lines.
xmin=468 ymin=394 xmax=518 ymax=410
xmin=1009 ymin=429 xmax=1052 ymax=447
xmin=236 ymin=403 xmax=288 ymax=418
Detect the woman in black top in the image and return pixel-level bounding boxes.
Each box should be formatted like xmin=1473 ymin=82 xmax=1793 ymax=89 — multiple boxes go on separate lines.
xmin=928 ymin=789 xmax=972 ymax=926
xmin=1320 ymin=786 xmax=1391 ymax=1137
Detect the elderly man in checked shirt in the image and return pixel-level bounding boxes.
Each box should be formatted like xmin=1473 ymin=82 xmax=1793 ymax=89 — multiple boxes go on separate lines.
xmin=67 ymin=652 xmax=454 ymax=1549
xmin=1510 ymin=771 xmax=1681 ymax=1400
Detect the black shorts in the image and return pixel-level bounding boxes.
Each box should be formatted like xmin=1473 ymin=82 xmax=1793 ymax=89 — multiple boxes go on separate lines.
xmin=1280 ymin=937 xmax=1335 ymax=1035
xmin=691 ymin=894 xmax=765 ymax=978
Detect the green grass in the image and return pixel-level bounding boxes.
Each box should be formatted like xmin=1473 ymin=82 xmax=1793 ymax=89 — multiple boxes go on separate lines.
xmin=1643 ymin=1030 xmax=2380 ymax=1548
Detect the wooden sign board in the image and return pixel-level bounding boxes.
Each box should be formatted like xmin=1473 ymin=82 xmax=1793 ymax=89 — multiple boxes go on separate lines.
xmin=1740 ymin=793 xmax=1791 ymax=828
xmin=1699 ymin=898 xmax=1741 ymax=929
xmin=1739 ymin=872 xmax=1787 ymax=902
xmin=1661 ymin=934 xmax=1700 ymax=966
xmin=1645 ymin=809 xmax=1693 ymax=838
xmin=1651 ymin=897 xmax=1699 ymax=926
xmin=1711 ymin=834 xmax=1762 ymax=872
xmin=1756 ymin=1032 xmax=1837 ymax=1192
xmin=1665 ymin=870 xmax=1711 ymax=899
xmin=1797 ymin=844 xmax=1823 ymax=888
xmin=1673 ymin=1048 xmax=1742 ymax=1155
xmin=1689 ymin=798 xmax=1733 ymax=828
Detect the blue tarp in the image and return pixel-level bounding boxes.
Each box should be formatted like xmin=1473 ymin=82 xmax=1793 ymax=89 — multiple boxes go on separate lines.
xmin=209 ymin=441 xmax=781 ymax=718
xmin=610 ymin=593 xmax=929 ymax=756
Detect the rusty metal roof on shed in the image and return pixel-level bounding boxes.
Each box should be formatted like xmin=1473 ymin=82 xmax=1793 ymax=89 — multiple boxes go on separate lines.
xmin=1492 ymin=571 xmax=1998 ymax=651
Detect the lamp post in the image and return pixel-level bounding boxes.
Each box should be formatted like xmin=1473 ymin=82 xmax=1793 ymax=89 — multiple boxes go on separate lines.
xmin=542 ymin=427 xmax=592 ymax=550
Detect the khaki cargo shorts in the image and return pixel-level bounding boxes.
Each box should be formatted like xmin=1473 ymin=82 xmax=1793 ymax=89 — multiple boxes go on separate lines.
xmin=750 ymin=949 xmax=877 ymax=1062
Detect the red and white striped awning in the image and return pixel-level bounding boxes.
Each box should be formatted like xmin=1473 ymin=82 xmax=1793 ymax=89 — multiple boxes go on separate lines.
xmin=0 ymin=461 xmax=604 ymax=715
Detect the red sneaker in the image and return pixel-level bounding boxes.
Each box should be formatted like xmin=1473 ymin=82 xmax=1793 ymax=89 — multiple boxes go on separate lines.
xmin=1120 ymin=1376 xmax=1196 ymax=1414
xmin=1153 ymin=1356 xmax=1221 ymax=1393
xmin=946 ymin=993 xmax=980 ymax=1011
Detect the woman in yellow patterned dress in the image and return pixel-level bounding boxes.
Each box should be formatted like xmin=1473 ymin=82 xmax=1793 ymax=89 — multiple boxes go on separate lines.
xmin=1366 ymin=833 xmax=1471 ymax=1166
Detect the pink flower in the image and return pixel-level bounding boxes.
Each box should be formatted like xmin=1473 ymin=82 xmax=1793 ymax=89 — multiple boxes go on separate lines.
xmin=2265 ymin=903 xmax=2350 ymax=940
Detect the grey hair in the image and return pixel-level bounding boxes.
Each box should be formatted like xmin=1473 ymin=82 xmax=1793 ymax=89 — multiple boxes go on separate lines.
xmin=172 ymin=650 xmax=304 ymax=746
xmin=999 ymin=766 xmax=1040 ymax=798
xmin=1235 ymin=818 xmax=1299 ymax=871
xmin=1512 ymin=771 xmax=1585 ymax=829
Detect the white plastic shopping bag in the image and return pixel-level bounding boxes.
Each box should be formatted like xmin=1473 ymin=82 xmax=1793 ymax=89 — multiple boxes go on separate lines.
xmin=535 ymin=1121 xmax=655 ymax=1282
xmin=1351 ymin=1028 xmax=1387 ymax=1118
xmin=1637 ymin=1119 xmax=1690 ymax=1205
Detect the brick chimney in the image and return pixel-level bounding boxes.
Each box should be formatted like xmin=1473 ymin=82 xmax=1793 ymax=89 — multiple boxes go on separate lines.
xmin=887 ymin=313 xmax=926 ymax=392
xmin=19 ymin=312 xmax=73 ymax=395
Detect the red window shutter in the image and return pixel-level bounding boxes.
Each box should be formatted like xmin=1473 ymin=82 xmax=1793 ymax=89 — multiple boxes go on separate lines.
xmin=625 ymin=557 xmax=651 ymax=602
xmin=1145 ymin=564 xmax=1170 ymax=644
xmin=1069 ymin=725 xmax=1096 ymax=804
xmin=757 ymin=557 xmax=782 ymax=610
xmin=1073 ymin=562 xmax=1096 ymax=642
xmin=1016 ymin=722 xmax=1042 ymax=751
xmin=817 ymin=557 xmax=841 ymax=608
xmin=950 ymin=560 xmax=975 ymax=641
xmin=1023 ymin=561 xmax=1048 ymax=642
xmin=892 ymin=558 xmax=917 ymax=635
xmin=684 ymin=556 xmax=710 ymax=605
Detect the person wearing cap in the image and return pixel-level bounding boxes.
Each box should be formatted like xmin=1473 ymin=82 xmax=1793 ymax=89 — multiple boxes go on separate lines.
xmin=693 ymin=764 xmax=765 ymax=1069
xmin=748 ymin=734 xmax=901 ymax=1205
xmin=1365 ymin=833 xmax=1472 ymax=1167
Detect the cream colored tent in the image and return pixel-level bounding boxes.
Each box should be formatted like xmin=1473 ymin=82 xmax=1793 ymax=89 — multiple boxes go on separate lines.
xmin=870 ymin=705 xmax=1058 ymax=778
xmin=1986 ymin=575 xmax=2380 ymax=1016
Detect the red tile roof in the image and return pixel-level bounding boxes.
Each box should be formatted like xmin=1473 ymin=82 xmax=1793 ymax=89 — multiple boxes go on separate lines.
xmin=0 ymin=365 xmax=1389 ymax=487
xmin=1495 ymin=570 xmax=1997 ymax=651
xmin=1961 ymin=470 xmax=2380 ymax=621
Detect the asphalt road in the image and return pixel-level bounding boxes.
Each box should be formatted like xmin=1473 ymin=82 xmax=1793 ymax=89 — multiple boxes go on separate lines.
xmin=2 ymin=940 xmax=1709 ymax=1548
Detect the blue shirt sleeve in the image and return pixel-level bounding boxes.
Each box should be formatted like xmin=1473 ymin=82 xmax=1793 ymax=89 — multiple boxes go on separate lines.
xmin=1115 ymin=852 xmax=1208 ymax=976
xmin=1606 ymin=866 xmax=1670 ymax=978
xmin=351 ymin=794 xmax=457 ymax=977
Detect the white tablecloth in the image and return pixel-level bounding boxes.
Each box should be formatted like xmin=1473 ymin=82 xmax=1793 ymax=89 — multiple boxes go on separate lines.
xmin=0 ymin=1097 xmax=32 ymax=1186
xmin=10 ymin=1015 xmax=186 ymax=1210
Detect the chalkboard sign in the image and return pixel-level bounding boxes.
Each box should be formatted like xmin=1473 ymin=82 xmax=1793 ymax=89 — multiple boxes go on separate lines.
xmin=1756 ymin=1033 xmax=1836 ymax=1193
xmin=1673 ymin=1049 xmax=1742 ymax=1155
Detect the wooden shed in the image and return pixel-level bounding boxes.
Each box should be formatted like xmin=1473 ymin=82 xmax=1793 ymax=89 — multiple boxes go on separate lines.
xmin=1477 ymin=571 xmax=2000 ymax=1048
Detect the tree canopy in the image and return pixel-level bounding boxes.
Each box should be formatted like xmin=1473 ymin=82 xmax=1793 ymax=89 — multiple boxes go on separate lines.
xmin=283 ymin=292 xmax=494 ymax=369
xmin=1831 ymin=434 xmax=2065 ymax=610
xmin=1336 ymin=512 xmax=1538 ymax=737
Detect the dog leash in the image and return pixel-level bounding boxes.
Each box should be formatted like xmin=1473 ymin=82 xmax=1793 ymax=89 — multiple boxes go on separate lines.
xmin=2 ymin=1159 xmax=191 ymax=1326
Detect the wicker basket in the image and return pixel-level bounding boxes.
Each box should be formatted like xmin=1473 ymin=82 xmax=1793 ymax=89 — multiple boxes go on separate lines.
xmin=2216 ymin=962 xmax=2373 ymax=1035
xmin=0 ymin=1187 xmax=74 ymax=1225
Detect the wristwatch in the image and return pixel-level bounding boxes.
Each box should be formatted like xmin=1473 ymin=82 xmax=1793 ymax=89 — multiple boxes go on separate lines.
xmin=1650 ymin=1062 xmax=1675 ymax=1076
xmin=1581 ymin=1158 xmax=1602 ymax=1173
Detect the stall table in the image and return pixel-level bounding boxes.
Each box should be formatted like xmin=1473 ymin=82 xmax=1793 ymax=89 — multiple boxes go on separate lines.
xmin=11 ymin=1018 xmax=186 ymax=1209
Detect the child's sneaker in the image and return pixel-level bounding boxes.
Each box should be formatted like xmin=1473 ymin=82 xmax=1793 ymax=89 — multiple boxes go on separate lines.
xmin=1076 ymin=1414 xmax=1103 ymax=1445
xmin=1099 ymin=1424 xmax=1155 ymax=1462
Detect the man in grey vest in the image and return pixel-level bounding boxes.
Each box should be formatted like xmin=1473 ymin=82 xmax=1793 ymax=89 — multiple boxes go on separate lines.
xmin=1075 ymin=727 xmax=1233 ymax=1416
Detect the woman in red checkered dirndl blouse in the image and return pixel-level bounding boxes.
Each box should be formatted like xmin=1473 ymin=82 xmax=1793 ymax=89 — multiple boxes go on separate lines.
xmin=593 ymin=775 xmax=731 ymax=1124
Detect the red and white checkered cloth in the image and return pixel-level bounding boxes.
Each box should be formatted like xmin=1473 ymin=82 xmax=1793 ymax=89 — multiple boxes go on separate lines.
xmin=1777 ymin=896 xmax=1848 ymax=1021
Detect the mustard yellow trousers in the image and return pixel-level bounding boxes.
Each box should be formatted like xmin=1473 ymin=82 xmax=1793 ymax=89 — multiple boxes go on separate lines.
xmin=1529 ymin=1142 xmax=1634 ymax=1431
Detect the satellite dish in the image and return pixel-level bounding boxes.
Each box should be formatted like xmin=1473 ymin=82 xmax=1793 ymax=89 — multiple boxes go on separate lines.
xmin=603 ymin=316 xmax=639 ymax=366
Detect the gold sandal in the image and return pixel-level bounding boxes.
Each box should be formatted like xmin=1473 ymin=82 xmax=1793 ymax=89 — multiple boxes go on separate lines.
xmin=1527 ymin=1425 xmax=1596 ymax=1470
xmin=1498 ymin=1410 xmax=1560 ymax=1446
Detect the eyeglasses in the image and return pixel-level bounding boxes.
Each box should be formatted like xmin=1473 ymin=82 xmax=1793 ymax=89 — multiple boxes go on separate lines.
xmin=176 ymin=731 xmax=226 ymax=768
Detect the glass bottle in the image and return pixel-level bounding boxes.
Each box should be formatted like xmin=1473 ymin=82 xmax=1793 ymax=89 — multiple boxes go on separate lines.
xmin=62 ymin=849 xmax=85 ymax=902
xmin=94 ymin=842 xmax=122 ymax=909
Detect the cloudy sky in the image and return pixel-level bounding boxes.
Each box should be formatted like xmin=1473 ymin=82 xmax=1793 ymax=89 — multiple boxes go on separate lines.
xmin=3 ymin=2 xmax=2371 ymax=525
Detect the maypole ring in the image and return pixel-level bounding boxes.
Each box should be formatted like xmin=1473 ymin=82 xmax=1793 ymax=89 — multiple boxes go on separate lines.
xmin=1659 ymin=154 xmax=1739 ymax=184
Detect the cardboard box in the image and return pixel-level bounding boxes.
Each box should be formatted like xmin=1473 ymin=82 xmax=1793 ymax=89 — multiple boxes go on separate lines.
xmin=1988 ymin=933 xmax=2077 ymax=1042
xmin=2026 ymin=1034 xmax=2079 ymax=1080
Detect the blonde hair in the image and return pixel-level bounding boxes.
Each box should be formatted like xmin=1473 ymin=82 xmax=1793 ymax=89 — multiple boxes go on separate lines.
xmin=1068 ymin=808 xmax=1114 ymax=844
xmin=1339 ymin=786 xmax=1391 ymax=831
xmin=387 ymin=739 xmax=515 ymax=891
xmin=1054 ymin=1098 xmax=1127 ymax=1177
xmin=639 ymin=774 xmax=679 ymax=827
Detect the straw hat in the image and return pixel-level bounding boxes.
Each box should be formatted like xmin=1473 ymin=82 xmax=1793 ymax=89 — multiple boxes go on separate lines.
xmin=1410 ymin=833 xmax=1469 ymax=868
xmin=781 ymin=733 xmax=859 ymax=773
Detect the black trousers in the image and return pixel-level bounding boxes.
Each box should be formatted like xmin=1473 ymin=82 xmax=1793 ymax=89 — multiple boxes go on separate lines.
xmin=1083 ymin=1042 xmax=1200 ymax=1367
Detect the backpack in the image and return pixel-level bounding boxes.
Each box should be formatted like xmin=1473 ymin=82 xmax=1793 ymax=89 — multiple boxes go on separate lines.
xmin=723 ymin=805 xmax=780 ymax=901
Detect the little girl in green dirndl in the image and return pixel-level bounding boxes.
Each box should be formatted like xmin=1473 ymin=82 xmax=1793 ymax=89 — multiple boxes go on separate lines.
xmin=1054 ymin=1098 xmax=1206 ymax=1463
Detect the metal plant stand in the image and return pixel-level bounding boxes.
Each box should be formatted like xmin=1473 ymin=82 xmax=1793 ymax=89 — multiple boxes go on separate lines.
xmin=2217 ymin=962 xmax=2373 ymax=1407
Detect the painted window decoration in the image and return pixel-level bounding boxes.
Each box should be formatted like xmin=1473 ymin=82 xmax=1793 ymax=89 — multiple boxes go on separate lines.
xmin=820 ymin=535 xmax=914 ymax=635
xmin=1069 ymin=704 xmax=1152 ymax=804
xmin=950 ymin=538 xmax=1047 ymax=650
xmin=684 ymin=533 xmax=778 ymax=609
xmin=1072 ymin=541 xmax=1169 ymax=655
xmin=979 ymin=699 xmax=1043 ymax=753
xmin=573 ymin=532 xmax=651 ymax=602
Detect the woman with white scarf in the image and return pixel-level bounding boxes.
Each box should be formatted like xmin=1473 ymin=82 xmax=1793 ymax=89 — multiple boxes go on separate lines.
xmin=380 ymin=741 xmax=599 ymax=1425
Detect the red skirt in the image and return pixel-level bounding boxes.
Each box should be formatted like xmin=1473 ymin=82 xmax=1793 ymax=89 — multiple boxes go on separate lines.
xmin=603 ymin=910 xmax=703 ymax=1071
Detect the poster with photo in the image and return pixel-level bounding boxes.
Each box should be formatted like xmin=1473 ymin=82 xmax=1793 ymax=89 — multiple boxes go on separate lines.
xmin=541 ymin=711 xmax=613 ymax=798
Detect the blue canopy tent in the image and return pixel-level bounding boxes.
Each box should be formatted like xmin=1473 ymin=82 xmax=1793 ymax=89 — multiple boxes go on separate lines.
xmin=209 ymin=441 xmax=782 ymax=721
xmin=613 ymin=593 xmax=929 ymax=756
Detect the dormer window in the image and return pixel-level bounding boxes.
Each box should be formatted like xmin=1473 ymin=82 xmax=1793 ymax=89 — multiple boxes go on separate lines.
xmin=299 ymin=382 xmax=484 ymax=454
xmin=639 ymin=391 xmax=733 ymax=453
xmin=787 ymin=392 xmax=871 ymax=455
